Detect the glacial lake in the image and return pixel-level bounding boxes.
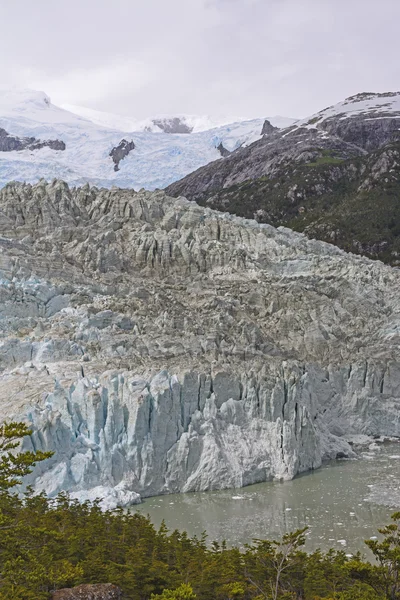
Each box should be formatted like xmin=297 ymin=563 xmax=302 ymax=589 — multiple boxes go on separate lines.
xmin=133 ymin=442 xmax=400 ymax=555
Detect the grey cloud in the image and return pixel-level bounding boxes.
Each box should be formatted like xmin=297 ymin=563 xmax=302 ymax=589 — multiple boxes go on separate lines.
xmin=0 ymin=0 xmax=399 ymax=119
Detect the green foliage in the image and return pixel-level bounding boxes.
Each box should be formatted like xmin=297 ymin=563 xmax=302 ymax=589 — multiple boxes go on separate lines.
xmin=151 ymin=583 xmax=197 ymax=600
xmin=363 ymin=512 xmax=400 ymax=600
xmin=0 ymin=485 xmax=391 ymax=600
xmin=0 ymin=423 xmax=398 ymax=600
xmin=307 ymin=117 xmax=322 ymax=125
xmin=244 ymin=528 xmax=307 ymax=600
xmin=0 ymin=422 xmax=53 ymax=491
xmin=305 ymin=155 xmax=344 ymax=166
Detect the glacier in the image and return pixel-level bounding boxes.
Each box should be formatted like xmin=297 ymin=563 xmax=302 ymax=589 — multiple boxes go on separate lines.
xmin=0 ymin=89 xmax=295 ymax=190
xmin=0 ymin=179 xmax=399 ymax=508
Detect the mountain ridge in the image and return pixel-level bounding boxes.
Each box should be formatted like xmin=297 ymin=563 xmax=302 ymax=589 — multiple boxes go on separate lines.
xmin=166 ymin=91 xmax=400 ymax=264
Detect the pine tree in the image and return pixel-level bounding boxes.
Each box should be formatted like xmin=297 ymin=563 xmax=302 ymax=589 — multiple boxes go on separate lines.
xmin=0 ymin=422 xmax=52 ymax=491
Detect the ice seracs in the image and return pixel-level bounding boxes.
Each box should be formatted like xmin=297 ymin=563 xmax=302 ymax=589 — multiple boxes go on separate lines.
xmin=0 ymin=180 xmax=399 ymax=507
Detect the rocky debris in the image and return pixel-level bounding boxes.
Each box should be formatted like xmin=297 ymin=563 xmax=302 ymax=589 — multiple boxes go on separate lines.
xmin=1 ymin=180 xmax=400 ymax=505
xmin=0 ymin=127 xmax=65 ymax=152
xmin=109 ymin=139 xmax=135 ymax=171
xmin=261 ymin=119 xmax=279 ymax=136
xmin=216 ymin=142 xmax=231 ymax=157
xmin=52 ymin=583 xmax=122 ymax=600
xmin=151 ymin=117 xmax=193 ymax=134
xmin=345 ymin=91 xmax=400 ymax=102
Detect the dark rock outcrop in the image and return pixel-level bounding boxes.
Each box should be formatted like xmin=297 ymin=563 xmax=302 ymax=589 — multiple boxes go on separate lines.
xmin=152 ymin=117 xmax=193 ymax=134
xmin=319 ymin=114 xmax=400 ymax=151
xmin=0 ymin=128 xmax=65 ymax=152
xmin=216 ymin=142 xmax=231 ymax=157
xmin=261 ymin=119 xmax=278 ymax=136
xmin=52 ymin=583 xmax=122 ymax=600
xmin=109 ymin=139 xmax=135 ymax=171
xmin=31 ymin=138 xmax=66 ymax=151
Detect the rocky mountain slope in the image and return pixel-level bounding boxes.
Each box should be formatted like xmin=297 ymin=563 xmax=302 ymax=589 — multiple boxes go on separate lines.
xmin=0 ymin=89 xmax=294 ymax=190
xmin=1 ymin=180 xmax=400 ymax=507
xmin=166 ymin=92 xmax=400 ymax=264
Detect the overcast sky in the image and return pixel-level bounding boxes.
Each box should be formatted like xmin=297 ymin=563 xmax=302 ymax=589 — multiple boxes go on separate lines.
xmin=1 ymin=0 xmax=399 ymax=119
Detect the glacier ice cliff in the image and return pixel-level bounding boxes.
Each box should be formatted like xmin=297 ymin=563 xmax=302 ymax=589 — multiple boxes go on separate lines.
xmin=0 ymin=180 xmax=400 ymax=506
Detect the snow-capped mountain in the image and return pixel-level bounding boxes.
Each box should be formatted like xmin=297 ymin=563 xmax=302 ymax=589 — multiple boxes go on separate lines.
xmin=292 ymin=91 xmax=400 ymax=129
xmin=167 ymin=90 xmax=400 ymax=201
xmin=0 ymin=89 xmax=296 ymax=190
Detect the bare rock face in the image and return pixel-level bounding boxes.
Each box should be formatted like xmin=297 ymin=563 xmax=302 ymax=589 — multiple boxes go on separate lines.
xmin=1 ymin=180 xmax=400 ymax=507
xmin=151 ymin=117 xmax=193 ymax=134
xmin=216 ymin=142 xmax=231 ymax=157
xmin=318 ymin=112 xmax=400 ymax=151
xmin=261 ymin=119 xmax=278 ymax=136
xmin=52 ymin=583 xmax=122 ymax=600
xmin=109 ymin=139 xmax=135 ymax=171
xmin=0 ymin=127 xmax=65 ymax=152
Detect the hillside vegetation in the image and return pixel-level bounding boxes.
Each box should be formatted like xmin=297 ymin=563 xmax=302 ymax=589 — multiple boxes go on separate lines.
xmin=194 ymin=143 xmax=400 ymax=264
xmin=1 ymin=423 xmax=400 ymax=600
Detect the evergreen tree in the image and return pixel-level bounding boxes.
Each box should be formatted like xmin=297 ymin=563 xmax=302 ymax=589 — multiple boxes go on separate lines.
xmin=0 ymin=422 xmax=52 ymax=491
xmin=0 ymin=420 xmax=396 ymax=600
xmin=151 ymin=583 xmax=196 ymax=600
